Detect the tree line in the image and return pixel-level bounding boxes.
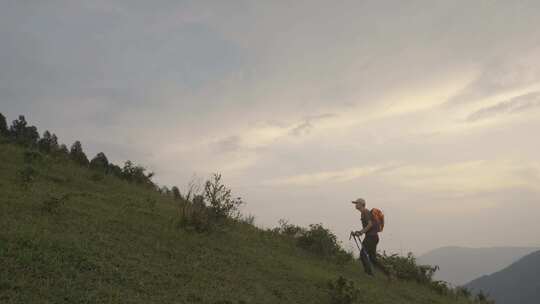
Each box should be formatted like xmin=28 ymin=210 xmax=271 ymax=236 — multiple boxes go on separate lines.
xmin=1 ymin=112 xmax=246 ymax=230
xmin=0 ymin=113 xmax=155 ymax=188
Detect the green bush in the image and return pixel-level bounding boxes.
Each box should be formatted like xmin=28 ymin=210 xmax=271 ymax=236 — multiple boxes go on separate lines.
xmin=204 ymin=173 xmax=243 ymax=220
xmin=430 ymin=280 xmax=450 ymax=296
xmin=297 ymin=224 xmax=341 ymax=258
xmin=378 ymin=252 xmax=437 ymax=284
xmin=176 ymin=174 xmax=246 ymax=232
xmin=272 ymin=219 xmax=305 ymax=237
xmin=272 ymin=221 xmax=353 ymax=264
xmin=327 ymin=276 xmax=361 ymax=304
xmin=177 ymin=196 xmax=211 ymax=232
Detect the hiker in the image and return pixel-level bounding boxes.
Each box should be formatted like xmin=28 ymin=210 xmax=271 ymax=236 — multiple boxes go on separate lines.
xmin=351 ymin=198 xmax=387 ymax=276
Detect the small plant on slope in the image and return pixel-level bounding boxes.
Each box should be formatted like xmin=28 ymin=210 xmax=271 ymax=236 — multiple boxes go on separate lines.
xmin=327 ymin=276 xmax=361 ymax=304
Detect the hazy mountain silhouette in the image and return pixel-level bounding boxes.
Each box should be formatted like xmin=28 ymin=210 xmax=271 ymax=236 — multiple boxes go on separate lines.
xmin=465 ymin=250 xmax=540 ymax=304
xmin=418 ymin=246 xmax=539 ymax=286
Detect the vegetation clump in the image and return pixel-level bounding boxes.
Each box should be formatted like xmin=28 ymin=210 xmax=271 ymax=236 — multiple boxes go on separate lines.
xmin=327 ymin=276 xmax=362 ymax=304
xmin=176 ymin=174 xmax=245 ymax=232
xmin=273 ymin=220 xmax=353 ymax=265
xmin=0 ymin=113 xmax=156 ymax=188
xmin=378 ymin=252 xmax=496 ymax=303
xmin=378 ymin=252 xmax=438 ymax=284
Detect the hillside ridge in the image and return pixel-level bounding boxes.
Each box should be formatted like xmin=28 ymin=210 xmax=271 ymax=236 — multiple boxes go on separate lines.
xmin=0 ymin=113 xmax=489 ymax=304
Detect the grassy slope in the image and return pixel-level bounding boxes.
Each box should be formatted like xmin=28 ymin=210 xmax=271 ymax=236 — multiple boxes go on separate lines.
xmin=0 ymin=141 xmax=469 ymax=304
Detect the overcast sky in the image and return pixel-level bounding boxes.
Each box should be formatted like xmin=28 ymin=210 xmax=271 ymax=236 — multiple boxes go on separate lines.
xmin=2 ymin=0 xmax=540 ymax=254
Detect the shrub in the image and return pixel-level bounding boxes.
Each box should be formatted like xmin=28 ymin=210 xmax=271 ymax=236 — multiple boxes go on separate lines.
xmin=327 ymin=276 xmax=361 ymax=304
xmin=204 ymin=173 xmax=243 ymax=220
xmin=177 ymin=196 xmax=210 ymax=232
xmin=378 ymin=252 xmax=437 ymax=284
xmin=272 ymin=220 xmax=352 ymax=264
xmin=273 ymin=219 xmax=305 ymax=237
xmin=297 ymin=224 xmax=341 ymax=258
xmin=430 ymin=280 xmax=450 ymax=296
xmin=175 ymin=174 xmax=246 ymax=232
xmin=334 ymin=249 xmax=354 ymax=267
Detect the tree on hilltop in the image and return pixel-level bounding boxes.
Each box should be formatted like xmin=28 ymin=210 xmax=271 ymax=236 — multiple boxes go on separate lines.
xmin=90 ymin=152 xmax=109 ymax=171
xmin=121 ymin=160 xmax=155 ymax=186
xmin=38 ymin=130 xmax=57 ymax=153
xmin=70 ymin=141 xmax=89 ymax=166
xmin=9 ymin=115 xmax=27 ymax=139
xmin=57 ymin=144 xmax=69 ymax=157
xmin=10 ymin=115 xmax=39 ymax=146
xmin=0 ymin=113 xmax=8 ymax=136
xmin=50 ymin=134 xmax=59 ymax=151
xmin=108 ymin=163 xmax=122 ymax=178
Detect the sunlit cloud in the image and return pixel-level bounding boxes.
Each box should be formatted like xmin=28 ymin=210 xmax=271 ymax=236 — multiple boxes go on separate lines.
xmin=382 ymin=160 xmax=540 ymax=194
xmin=263 ymin=164 xmax=394 ymax=187
xmin=466 ymin=91 xmax=540 ymax=123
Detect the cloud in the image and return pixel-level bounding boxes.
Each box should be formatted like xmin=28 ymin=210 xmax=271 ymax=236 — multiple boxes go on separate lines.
xmin=213 ymin=135 xmax=242 ymax=153
xmin=263 ymin=164 xmax=393 ymax=187
xmin=381 ymin=160 xmax=540 ymax=194
xmin=289 ymin=114 xmax=335 ymax=137
xmin=263 ymin=160 xmax=540 ymax=195
xmin=446 ymin=48 xmax=540 ymax=107
xmin=466 ymin=91 xmax=540 ymax=122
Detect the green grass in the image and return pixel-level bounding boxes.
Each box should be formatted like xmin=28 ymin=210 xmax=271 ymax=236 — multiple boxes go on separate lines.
xmin=0 ymin=141 xmax=471 ymax=303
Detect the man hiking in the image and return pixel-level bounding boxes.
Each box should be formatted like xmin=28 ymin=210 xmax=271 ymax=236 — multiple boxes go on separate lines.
xmin=351 ymin=198 xmax=387 ymax=277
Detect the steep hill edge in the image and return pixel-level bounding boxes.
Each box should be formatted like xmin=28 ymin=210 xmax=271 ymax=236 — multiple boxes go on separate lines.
xmin=1 ymin=140 xmax=472 ymax=304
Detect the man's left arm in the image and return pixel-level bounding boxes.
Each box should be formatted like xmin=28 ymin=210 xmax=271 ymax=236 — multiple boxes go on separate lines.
xmin=356 ymin=220 xmax=373 ymax=236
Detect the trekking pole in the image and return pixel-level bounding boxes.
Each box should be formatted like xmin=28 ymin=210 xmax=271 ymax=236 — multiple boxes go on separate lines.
xmin=350 ymin=231 xmax=371 ymax=265
xmin=349 ymin=231 xmax=362 ymax=253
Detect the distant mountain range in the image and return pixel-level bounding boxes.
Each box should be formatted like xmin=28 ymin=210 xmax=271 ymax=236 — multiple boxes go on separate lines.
xmin=417 ymin=246 xmax=539 ymax=286
xmin=465 ymin=250 xmax=540 ymax=304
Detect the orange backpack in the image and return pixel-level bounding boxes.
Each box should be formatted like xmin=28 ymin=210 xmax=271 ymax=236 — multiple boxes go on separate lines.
xmin=371 ymin=208 xmax=385 ymax=232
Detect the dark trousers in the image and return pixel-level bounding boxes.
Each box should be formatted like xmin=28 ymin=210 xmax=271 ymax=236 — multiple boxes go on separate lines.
xmin=360 ymin=234 xmax=387 ymax=276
